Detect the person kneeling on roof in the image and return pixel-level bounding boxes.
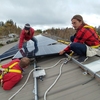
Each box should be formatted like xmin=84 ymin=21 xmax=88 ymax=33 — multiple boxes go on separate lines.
xmin=0 ymin=57 xmax=30 ymax=90
xmin=59 ymin=14 xmax=100 ymax=63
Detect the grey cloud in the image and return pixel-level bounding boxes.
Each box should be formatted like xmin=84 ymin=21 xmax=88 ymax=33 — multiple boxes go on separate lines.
xmin=0 ymin=0 xmax=100 ymax=29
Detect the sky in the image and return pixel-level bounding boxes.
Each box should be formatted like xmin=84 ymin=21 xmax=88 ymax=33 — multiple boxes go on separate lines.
xmin=0 ymin=0 xmax=100 ymax=30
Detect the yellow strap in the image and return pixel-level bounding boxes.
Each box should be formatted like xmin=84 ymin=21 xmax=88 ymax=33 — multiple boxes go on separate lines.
xmin=0 ymin=65 xmax=1 ymax=68
xmin=84 ymin=25 xmax=100 ymax=37
xmin=0 ymin=65 xmax=3 ymax=79
xmin=0 ymin=62 xmax=21 ymax=80
xmin=8 ymin=69 xmax=21 ymax=73
xmin=0 ymin=69 xmax=21 ymax=79
xmin=69 ymin=51 xmax=74 ymax=56
xmin=9 ymin=62 xmax=19 ymax=69
xmin=84 ymin=25 xmax=95 ymax=30
xmin=84 ymin=25 xmax=100 ymax=48
xmin=57 ymin=40 xmax=70 ymax=45
xmin=0 ymin=76 xmax=2 ymax=79
xmin=91 ymin=45 xmax=100 ymax=48
xmin=5 ymin=62 xmax=21 ymax=73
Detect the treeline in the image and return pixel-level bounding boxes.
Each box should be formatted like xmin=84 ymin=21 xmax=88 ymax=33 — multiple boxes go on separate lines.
xmin=43 ymin=26 xmax=100 ymax=41
xmin=0 ymin=20 xmax=21 ymax=38
xmin=1 ymin=20 xmax=100 ymax=41
xmin=43 ymin=27 xmax=75 ymax=41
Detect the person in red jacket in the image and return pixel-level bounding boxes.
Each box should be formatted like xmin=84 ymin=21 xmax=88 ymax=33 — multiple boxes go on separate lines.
xmin=19 ymin=23 xmax=38 ymax=56
xmin=59 ymin=15 xmax=100 ymax=62
xmin=0 ymin=57 xmax=30 ymax=90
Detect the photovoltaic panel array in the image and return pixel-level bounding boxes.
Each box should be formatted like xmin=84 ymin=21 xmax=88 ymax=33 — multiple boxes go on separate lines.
xmin=0 ymin=34 xmax=67 ymax=60
xmin=13 ymin=44 xmax=66 ymax=59
xmin=0 ymin=44 xmax=18 ymax=61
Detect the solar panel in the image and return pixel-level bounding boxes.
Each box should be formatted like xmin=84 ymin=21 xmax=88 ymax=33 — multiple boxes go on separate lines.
xmin=13 ymin=44 xmax=67 ymax=59
xmin=0 ymin=34 xmax=67 ymax=60
xmin=0 ymin=44 xmax=18 ymax=60
xmin=34 ymin=34 xmax=57 ymax=46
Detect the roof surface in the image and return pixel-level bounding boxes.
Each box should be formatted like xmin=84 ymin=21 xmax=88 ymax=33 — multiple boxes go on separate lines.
xmin=0 ymin=37 xmax=100 ymax=100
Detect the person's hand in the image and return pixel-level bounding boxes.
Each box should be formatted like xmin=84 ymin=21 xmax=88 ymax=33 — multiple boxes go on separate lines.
xmin=59 ymin=50 xmax=65 ymax=55
xmin=19 ymin=49 xmax=26 ymax=57
xmin=19 ymin=48 xmax=22 ymax=51
xmin=24 ymin=40 xmax=27 ymax=42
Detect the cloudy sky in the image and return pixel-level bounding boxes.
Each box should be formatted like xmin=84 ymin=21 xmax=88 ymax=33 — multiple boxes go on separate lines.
xmin=0 ymin=0 xmax=100 ymax=30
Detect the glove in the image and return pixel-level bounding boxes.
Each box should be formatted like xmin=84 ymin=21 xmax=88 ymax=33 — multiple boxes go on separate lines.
xmin=20 ymin=47 xmax=23 ymax=49
xmin=19 ymin=49 xmax=26 ymax=57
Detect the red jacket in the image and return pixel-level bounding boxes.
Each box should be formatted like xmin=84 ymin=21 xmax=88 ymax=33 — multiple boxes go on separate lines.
xmin=19 ymin=27 xmax=34 ymax=49
xmin=1 ymin=59 xmax=23 ymax=90
xmin=64 ymin=24 xmax=100 ymax=52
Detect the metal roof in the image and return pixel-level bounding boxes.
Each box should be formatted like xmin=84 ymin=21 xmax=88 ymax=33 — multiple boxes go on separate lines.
xmin=1 ymin=54 xmax=100 ymax=100
xmin=0 ymin=35 xmax=100 ymax=100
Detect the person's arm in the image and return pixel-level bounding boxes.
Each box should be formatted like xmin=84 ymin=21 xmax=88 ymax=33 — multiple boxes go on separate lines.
xmin=59 ymin=45 xmax=70 ymax=55
xmin=31 ymin=27 xmax=34 ymax=37
xmin=19 ymin=30 xmax=25 ymax=49
xmin=3 ymin=75 xmax=22 ymax=90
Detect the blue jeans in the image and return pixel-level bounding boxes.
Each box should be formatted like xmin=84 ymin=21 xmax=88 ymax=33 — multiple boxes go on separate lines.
xmin=70 ymin=36 xmax=86 ymax=56
xmin=31 ymin=37 xmax=38 ymax=53
xmin=70 ymin=35 xmax=75 ymax=42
